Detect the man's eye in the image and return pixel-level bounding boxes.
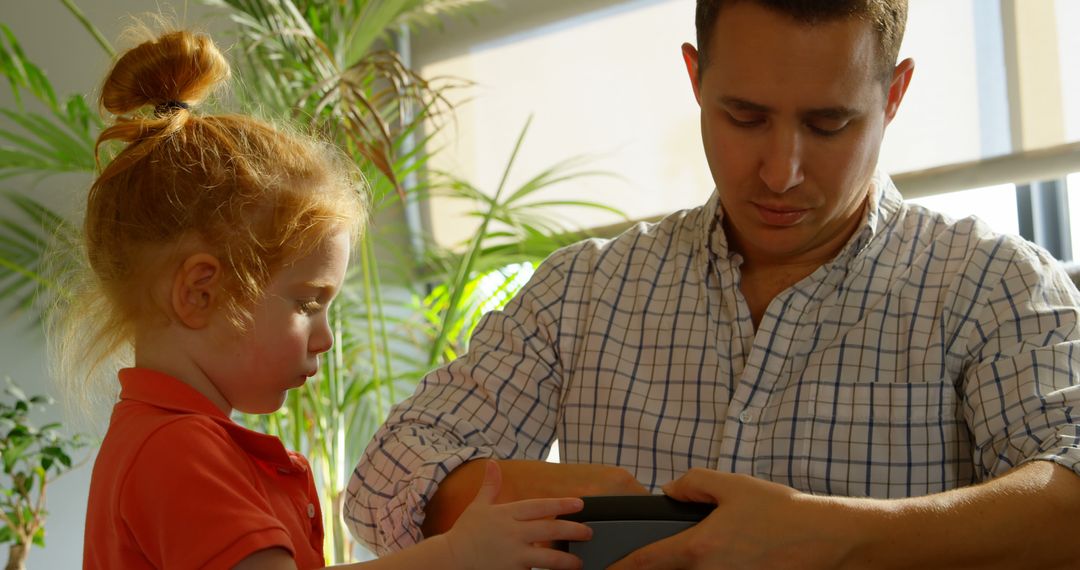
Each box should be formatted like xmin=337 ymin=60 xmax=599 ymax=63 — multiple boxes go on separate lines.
xmin=808 ymin=121 xmax=849 ymax=136
xmin=726 ymin=112 xmax=764 ymax=128
xmin=298 ymin=300 xmax=322 ymax=315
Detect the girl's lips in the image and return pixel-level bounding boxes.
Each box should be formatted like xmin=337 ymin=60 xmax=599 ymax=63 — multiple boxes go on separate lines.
xmin=754 ymin=203 xmax=810 ymax=226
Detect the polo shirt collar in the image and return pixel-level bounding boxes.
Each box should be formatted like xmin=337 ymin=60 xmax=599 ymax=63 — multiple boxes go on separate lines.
xmin=118 ymin=368 xmax=302 ymax=472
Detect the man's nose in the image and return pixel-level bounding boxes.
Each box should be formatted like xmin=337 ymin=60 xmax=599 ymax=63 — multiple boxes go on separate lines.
xmin=759 ymin=128 xmax=805 ymax=193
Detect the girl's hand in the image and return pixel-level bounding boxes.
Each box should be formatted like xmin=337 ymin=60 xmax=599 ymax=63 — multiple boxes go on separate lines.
xmin=442 ymin=460 xmax=592 ymax=570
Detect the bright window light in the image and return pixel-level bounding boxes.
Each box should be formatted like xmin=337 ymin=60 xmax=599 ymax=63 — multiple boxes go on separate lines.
xmin=906 ymin=184 xmax=1020 ymax=237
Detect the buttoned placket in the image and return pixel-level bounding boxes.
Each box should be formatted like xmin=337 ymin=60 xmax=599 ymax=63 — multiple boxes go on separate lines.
xmin=714 ymin=254 xmax=850 ymax=479
xmin=275 ymin=459 xmax=321 ymax=547
xmin=713 ymin=249 xmax=758 ymax=476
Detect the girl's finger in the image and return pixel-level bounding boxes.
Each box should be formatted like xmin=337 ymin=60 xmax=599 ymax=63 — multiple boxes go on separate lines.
xmin=505 ymin=497 xmax=584 ymax=521
xmin=519 ymin=519 xmax=593 ymax=544
xmin=519 ymin=546 xmax=585 ymax=570
xmin=473 ymin=459 xmax=502 ymax=505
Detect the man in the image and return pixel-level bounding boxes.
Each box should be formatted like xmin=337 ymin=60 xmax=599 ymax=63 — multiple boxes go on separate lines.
xmin=347 ymin=1 xmax=1080 ymax=567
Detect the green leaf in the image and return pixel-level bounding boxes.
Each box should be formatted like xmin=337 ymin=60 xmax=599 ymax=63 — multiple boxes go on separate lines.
xmin=0 ymin=24 xmax=58 ymax=111
xmin=31 ymin=525 xmax=44 ymax=547
xmin=0 ymin=109 xmax=95 ymax=172
xmin=6 ymin=192 xmax=72 ymax=234
xmin=11 ymin=472 xmax=28 ymax=495
xmin=5 ymin=385 xmax=26 ymax=403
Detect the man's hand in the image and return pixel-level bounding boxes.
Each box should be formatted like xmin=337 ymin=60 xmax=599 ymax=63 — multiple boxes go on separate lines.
xmin=423 ymin=459 xmax=649 ymax=537
xmin=608 ymin=468 xmax=859 ymax=570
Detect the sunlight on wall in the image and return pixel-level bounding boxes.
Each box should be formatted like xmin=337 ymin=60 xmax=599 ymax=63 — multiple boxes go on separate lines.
xmin=422 ymin=0 xmax=709 ymax=248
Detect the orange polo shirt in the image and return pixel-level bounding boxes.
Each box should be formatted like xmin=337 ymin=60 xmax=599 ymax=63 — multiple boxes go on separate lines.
xmin=84 ymin=368 xmax=326 ymax=569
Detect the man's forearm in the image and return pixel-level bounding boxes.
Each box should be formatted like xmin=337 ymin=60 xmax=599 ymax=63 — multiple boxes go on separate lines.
xmin=421 ymin=459 xmax=650 ymax=537
xmin=836 ymin=461 xmax=1080 ymax=569
xmin=422 ymin=459 xmax=489 ymax=537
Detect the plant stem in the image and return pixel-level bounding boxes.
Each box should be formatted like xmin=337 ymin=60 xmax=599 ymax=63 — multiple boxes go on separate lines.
xmin=365 ymin=236 xmax=395 ymax=405
xmin=5 ymin=543 xmax=28 ymax=570
xmin=359 ymin=236 xmax=385 ymax=419
xmin=58 ymin=0 xmax=115 ymax=57
xmin=427 ymin=117 xmax=533 ymax=366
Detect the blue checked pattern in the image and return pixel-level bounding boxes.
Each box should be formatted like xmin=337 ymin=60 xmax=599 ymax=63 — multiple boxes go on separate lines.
xmin=345 ymin=173 xmax=1080 ymax=554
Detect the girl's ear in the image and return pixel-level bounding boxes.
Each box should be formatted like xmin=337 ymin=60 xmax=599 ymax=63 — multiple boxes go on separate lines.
xmin=171 ymin=253 xmax=223 ymax=329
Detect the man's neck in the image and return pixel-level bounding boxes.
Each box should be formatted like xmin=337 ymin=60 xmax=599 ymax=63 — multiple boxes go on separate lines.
xmin=728 ymin=196 xmax=869 ymax=277
xmin=728 ymin=197 xmax=870 ymax=328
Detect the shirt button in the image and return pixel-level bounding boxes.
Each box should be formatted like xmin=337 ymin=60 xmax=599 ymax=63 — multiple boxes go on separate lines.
xmin=307 ymin=503 xmax=316 ymax=518
xmin=738 ymin=410 xmax=754 ymax=424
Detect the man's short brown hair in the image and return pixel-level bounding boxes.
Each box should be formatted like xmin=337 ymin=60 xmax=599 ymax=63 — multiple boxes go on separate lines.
xmin=694 ymin=0 xmax=908 ymax=79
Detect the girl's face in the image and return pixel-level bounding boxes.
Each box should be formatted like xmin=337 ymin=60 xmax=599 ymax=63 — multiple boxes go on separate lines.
xmin=207 ymin=229 xmax=351 ymax=414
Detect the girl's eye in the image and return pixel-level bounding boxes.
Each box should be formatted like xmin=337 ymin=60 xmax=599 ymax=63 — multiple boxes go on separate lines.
xmin=298 ymin=300 xmax=322 ymax=315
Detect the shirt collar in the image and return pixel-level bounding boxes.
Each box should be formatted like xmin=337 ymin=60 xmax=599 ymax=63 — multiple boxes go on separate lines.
xmin=699 ymin=170 xmax=905 ymax=266
xmin=118 ymin=368 xmax=302 ymax=472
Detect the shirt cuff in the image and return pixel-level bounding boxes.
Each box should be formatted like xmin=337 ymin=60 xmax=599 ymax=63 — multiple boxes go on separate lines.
xmin=201 ymin=527 xmax=294 ymax=570
xmin=1021 ymin=424 xmax=1080 ymax=477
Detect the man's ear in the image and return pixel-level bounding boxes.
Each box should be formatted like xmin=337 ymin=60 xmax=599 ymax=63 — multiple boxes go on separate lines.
xmin=170 ymin=253 xmax=223 ymax=329
xmin=884 ymin=57 xmax=915 ymax=126
xmin=681 ymin=42 xmax=702 ymax=105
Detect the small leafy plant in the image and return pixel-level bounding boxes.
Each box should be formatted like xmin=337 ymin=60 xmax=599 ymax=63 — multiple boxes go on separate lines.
xmin=0 ymin=379 xmax=88 ymax=570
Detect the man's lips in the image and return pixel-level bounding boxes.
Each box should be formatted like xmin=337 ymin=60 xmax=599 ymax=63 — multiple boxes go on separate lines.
xmin=753 ymin=203 xmax=810 ymax=226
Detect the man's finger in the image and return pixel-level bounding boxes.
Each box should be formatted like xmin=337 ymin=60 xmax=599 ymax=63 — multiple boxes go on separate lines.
xmin=662 ymin=468 xmax=724 ymax=504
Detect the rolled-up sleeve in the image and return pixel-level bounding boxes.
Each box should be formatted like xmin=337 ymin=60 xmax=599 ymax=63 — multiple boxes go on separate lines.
xmin=962 ymin=241 xmax=1080 ymax=481
xmin=344 ymin=244 xmax=588 ymax=554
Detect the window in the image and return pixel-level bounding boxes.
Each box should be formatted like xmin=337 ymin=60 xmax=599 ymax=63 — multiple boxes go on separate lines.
xmin=1057 ymin=0 xmax=1080 ymax=142
xmin=879 ymin=0 xmax=1010 ymax=173
xmin=907 ymin=183 xmax=1020 ymax=237
xmin=1067 ymin=173 xmax=1080 ymax=258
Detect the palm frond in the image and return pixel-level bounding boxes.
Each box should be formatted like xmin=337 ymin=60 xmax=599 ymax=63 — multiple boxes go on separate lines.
xmin=0 ymin=25 xmax=58 ymax=113
xmin=0 ymin=24 xmax=95 ymax=322
xmin=0 ymin=192 xmax=77 ymax=321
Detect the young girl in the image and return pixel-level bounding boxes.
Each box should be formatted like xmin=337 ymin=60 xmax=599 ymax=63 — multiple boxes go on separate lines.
xmin=59 ymin=29 xmax=591 ymax=569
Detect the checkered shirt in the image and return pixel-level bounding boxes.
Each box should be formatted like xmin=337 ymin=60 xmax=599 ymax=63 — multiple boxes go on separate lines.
xmin=345 ymin=172 xmax=1080 ymax=554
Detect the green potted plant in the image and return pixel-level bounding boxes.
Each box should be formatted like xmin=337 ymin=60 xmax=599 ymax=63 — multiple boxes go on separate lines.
xmin=0 ymin=379 xmax=88 ymax=570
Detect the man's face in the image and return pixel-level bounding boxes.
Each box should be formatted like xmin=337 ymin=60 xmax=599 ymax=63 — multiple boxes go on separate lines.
xmin=683 ymin=3 xmax=912 ymax=265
